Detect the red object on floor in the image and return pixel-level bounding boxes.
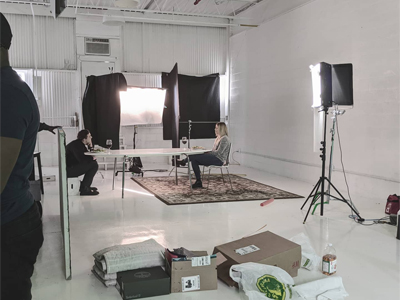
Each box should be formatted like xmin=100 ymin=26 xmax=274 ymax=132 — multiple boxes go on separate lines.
xmin=260 ymin=198 xmax=274 ymax=207
xmin=194 ymin=0 xmax=202 ymax=5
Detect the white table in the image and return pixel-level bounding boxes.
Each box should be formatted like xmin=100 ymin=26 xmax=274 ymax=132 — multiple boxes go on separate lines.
xmin=85 ymin=148 xmax=208 ymax=198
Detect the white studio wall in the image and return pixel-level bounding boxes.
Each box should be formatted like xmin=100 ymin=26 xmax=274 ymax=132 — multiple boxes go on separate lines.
xmin=36 ymin=71 xmax=80 ymax=166
xmin=123 ymin=22 xmax=227 ymax=75
xmin=5 ymin=13 xmax=76 ymax=70
xmin=229 ymin=0 xmax=400 ymax=199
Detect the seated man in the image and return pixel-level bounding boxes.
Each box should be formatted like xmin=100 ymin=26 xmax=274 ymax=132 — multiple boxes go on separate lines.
xmin=66 ymin=129 xmax=99 ymax=196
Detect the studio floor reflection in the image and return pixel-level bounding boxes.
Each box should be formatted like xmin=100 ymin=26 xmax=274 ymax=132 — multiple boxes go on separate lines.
xmin=32 ymin=164 xmax=400 ymax=300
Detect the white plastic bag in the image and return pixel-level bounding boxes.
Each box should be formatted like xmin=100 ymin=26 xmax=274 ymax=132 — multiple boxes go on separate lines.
xmin=230 ymin=262 xmax=298 ymax=300
xmin=290 ymin=233 xmax=320 ymax=271
xmin=229 ymin=262 xmax=349 ymax=300
xmin=294 ymin=277 xmax=349 ymax=300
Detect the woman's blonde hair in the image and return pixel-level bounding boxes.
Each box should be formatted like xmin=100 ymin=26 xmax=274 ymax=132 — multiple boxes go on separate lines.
xmin=217 ymin=122 xmax=228 ymax=137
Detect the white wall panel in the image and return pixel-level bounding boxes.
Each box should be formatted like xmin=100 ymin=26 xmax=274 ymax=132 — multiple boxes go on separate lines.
xmin=5 ymin=13 xmax=76 ymax=70
xmin=5 ymin=14 xmax=35 ymax=68
xmin=122 ymin=73 xmax=162 ymax=88
xmin=36 ymin=70 xmax=79 ymax=166
xmin=38 ymin=70 xmax=79 ymax=127
xmin=37 ymin=17 xmax=76 ymax=69
xmin=123 ymin=23 xmax=226 ymax=75
xmin=122 ymin=23 xmax=143 ymax=72
xmin=229 ymin=0 xmax=399 ymax=199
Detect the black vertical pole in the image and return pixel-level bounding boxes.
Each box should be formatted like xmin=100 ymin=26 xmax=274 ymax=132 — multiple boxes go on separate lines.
xmin=320 ymin=108 xmax=328 ymax=216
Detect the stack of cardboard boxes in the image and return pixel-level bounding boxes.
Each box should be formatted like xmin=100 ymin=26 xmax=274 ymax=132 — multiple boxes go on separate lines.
xmin=115 ymin=231 xmax=301 ymax=299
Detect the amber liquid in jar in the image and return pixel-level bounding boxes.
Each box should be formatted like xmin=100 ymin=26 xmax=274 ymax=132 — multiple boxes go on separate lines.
xmin=322 ymin=254 xmax=337 ymax=275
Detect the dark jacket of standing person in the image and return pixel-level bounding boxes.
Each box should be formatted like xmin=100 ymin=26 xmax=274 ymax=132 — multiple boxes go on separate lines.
xmin=66 ymin=129 xmax=99 ymax=196
xmin=0 ymin=13 xmax=44 ymax=300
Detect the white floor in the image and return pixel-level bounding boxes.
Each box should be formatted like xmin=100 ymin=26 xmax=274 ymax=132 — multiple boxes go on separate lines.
xmin=32 ymin=164 xmax=400 ymax=300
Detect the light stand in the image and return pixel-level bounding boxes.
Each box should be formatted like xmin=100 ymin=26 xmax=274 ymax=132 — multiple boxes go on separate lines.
xmin=116 ymin=125 xmax=143 ymax=177
xmin=300 ymin=107 xmax=364 ymax=223
xmin=188 ymin=120 xmax=192 ymax=149
xmin=311 ymin=109 xmax=345 ymax=214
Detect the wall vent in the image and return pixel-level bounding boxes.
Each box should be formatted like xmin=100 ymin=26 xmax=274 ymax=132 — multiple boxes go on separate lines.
xmin=85 ymin=38 xmax=110 ymax=56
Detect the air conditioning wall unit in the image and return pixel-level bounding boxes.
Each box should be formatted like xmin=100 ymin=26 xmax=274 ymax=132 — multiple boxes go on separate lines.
xmin=85 ymin=38 xmax=110 ymax=56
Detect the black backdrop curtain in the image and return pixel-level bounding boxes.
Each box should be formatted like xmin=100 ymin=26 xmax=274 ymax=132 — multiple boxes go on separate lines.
xmin=162 ymin=64 xmax=180 ymax=148
xmin=82 ymin=73 xmax=127 ymax=149
xmin=162 ymin=73 xmax=220 ymax=142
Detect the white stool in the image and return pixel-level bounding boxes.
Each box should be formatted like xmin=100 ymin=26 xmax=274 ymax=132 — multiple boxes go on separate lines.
xmin=67 ymin=178 xmax=80 ymax=196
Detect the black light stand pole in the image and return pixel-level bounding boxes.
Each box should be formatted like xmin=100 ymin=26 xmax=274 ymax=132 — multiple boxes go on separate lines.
xmin=133 ymin=125 xmax=137 ymax=149
xmin=188 ymin=120 xmax=192 ymax=149
xmin=300 ymin=108 xmax=328 ymax=222
xmin=301 ymin=108 xmax=364 ymax=224
xmin=320 ymin=107 xmax=328 ymax=216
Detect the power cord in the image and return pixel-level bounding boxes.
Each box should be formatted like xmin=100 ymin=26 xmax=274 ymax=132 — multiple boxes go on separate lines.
xmin=335 ymin=107 xmax=390 ymax=226
xmin=231 ymin=150 xmax=241 ymax=165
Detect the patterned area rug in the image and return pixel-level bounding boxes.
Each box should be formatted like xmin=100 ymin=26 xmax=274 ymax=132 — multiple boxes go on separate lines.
xmin=131 ymin=175 xmax=303 ymax=205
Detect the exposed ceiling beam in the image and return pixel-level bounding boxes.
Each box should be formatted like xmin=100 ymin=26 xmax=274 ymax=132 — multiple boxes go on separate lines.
xmin=67 ymin=3 xmax=248 ymax=19
xmin=77 ymin=11 xmax=237 ymax=27
xmin=229 ymin=0 xmax=262 ymax=16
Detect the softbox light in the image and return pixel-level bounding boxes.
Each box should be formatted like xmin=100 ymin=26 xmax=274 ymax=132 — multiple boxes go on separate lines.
xmin=310 ymin=62 xmax=332 ymax=108
xmin=332 ymin=63 xmax=353 ymax=107
xmin=120 ymin=87 xmax=166 ymax=126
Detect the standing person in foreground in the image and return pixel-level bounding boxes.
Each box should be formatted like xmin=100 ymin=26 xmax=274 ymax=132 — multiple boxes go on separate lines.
xmin=178 ymin=122 xmax=231 ymax=189
xmin=0 ymin=13 xmax=44 ymax=300
xmin=66 ymin=129 xmax=99 ymax=196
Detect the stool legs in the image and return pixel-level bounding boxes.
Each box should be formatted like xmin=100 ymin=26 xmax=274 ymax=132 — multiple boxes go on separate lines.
xmin=36 ymin=153 xmax=44 ymax=194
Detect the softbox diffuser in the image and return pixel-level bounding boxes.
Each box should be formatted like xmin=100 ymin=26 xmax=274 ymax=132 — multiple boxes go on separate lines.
xmin=120 ymin=87 xmax=166 ymax=125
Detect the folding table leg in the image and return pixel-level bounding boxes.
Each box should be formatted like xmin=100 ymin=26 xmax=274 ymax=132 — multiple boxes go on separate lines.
xmin=112 ymin=157 xmax=117 ymax=190
xmin=187 ymin=155 xmax=192 ymax=192
xmin=174 ymin=156 xmax=178 ymax=185
xmin=122 ymin=156 xmax=126 ymax=198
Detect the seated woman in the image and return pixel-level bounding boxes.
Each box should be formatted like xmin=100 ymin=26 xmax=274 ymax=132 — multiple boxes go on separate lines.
xmin=180 ymin=122 xmax=231 ymax=189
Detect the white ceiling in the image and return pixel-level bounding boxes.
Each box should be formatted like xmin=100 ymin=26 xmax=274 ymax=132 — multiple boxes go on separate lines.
xmin=0 ymin=0 xmax=316 ymax=34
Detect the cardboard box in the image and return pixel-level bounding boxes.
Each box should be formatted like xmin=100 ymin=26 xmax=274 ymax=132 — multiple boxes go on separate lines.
xmin=165 ymin=251 xmax=217 ymax=293
xmin=213 ymin=231 xmax=301 ymax=287
xmin=116 ymin=266 xmax=170 ymax=299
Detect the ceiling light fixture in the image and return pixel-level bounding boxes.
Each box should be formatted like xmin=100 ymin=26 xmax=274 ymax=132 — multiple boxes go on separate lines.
xmin=102 ymin=10 xmax=125 ymax=26
xmin=115 ymin=0 xmax=141 ymax=9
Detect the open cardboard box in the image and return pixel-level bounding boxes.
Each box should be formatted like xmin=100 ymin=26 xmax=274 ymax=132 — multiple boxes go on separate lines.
xmin=165 ymin=250 xmax=217 ymax=293
xmin=213 ymin=231 xmax=301 ymax=287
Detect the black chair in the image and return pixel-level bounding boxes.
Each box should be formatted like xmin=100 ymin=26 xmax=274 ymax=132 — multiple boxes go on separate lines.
xmin=202 ymin=145 xmax=233 ymax=191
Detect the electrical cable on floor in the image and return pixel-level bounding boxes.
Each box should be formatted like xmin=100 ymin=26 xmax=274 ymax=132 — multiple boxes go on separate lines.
xmin=336 ymin=108 xmax=390 ymax=226
xmin=231 ymin=150 xmax=241 ymax=165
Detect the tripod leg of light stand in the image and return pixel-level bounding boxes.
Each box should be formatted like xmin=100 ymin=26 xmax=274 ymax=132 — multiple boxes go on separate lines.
xmin=303 ymin=178 xmax=323 ymax=224
xmin=325 ymin=177 xmax=364 ymax=221
xmin=311 ymin=192 xmax=331 ymax=215
xmin=311 ymin=192 xmax=327 ymax=215
xmin=301 ymin=177 xmax=322 ymax=210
